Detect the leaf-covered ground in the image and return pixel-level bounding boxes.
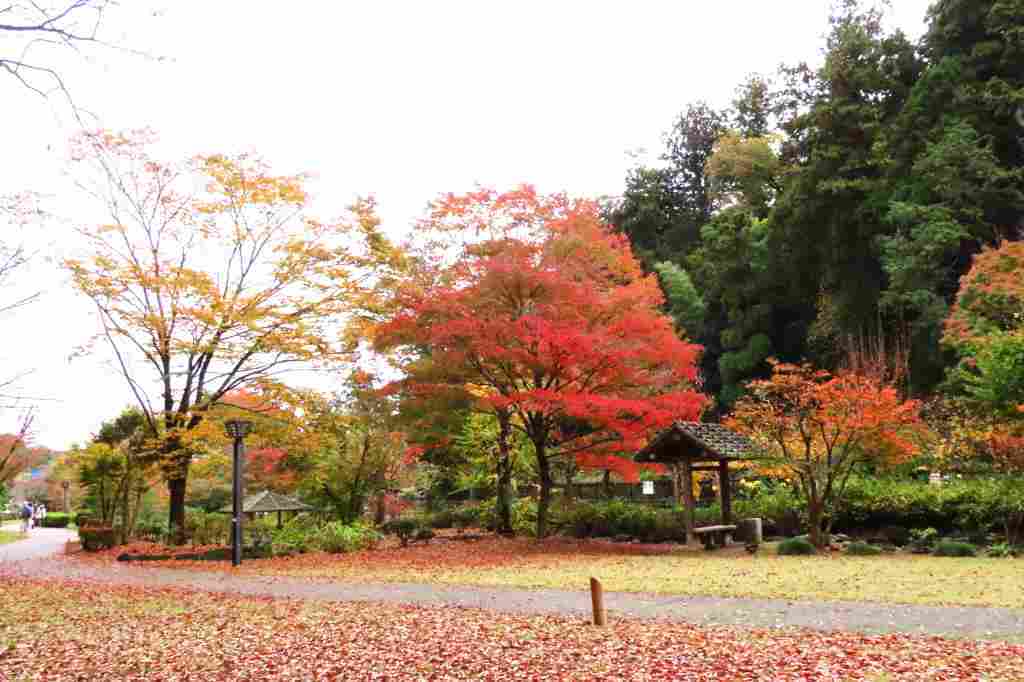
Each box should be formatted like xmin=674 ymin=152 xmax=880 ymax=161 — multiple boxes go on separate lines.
xmin=2 ymin=576 xmax=1023 ymax=681
xmin=80 ymin=535 xmax=1024 ymax=608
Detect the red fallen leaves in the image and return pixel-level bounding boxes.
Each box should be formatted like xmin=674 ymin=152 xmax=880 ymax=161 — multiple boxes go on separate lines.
xmin=2 ymin=576 xmax=1023 ymax=681
xmin=73 ymin=535 xmax=683 ymax=575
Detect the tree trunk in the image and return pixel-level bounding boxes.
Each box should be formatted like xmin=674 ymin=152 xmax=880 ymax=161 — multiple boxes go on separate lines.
xmin=1006 ymin=511 xmax=1024 ymax=546
xmin=602 ymin=469 xmax=612 ymax=498
xmin=494 ymin=412 xmax=515 ymax=535
xmin=536 ymin=449 xmax=553 ymax=539
xmin=119 ymin=459 xmax=133 ymax=543
xmin=807 ymin=500 xmax=827 ymax=549
xmin=129 ymin=485 xmax=144 ymax=537
xmin=119 ymin=480 xmax=130 ymax=543
xmin=168 ymin=476 xmax=188 ymax=545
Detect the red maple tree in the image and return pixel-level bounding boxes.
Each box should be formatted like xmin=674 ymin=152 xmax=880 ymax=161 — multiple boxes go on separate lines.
xmin=376 ymin=186 xmax=705 ymax=536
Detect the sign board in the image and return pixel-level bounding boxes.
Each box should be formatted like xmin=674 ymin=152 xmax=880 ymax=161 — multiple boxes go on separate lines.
xmin=929 ymin=472 xmax=942 ymax=487
xmin=642 ymin=480 xmax=655 ymax=495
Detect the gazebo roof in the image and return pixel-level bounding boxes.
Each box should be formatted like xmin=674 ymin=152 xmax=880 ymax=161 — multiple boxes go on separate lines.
xmin=220 ymin=490 xmax=314 ymax=514
xmin=635 ymin=421 xmax=755 ymax=463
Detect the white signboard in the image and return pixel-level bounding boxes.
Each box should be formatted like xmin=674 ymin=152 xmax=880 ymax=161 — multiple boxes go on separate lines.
xmin=642 ymin=480 xmax=655 ymax=495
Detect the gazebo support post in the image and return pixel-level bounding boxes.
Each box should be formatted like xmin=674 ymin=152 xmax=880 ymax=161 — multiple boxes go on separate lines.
xmin=277 ymin=510 xmax=282 ymax=529
xmin=681 ymin=459 xmax=696 ymax=545
xmin=718 ymin=459 xmax=732 ymax=538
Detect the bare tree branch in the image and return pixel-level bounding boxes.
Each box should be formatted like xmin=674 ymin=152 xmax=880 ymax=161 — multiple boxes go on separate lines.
xmin=1 ymin=1 xmax=161 ymax=118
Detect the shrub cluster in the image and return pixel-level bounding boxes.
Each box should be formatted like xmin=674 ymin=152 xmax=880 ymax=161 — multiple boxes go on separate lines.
xmin=845 ymin=541 xmax=883 ymax=556
xmin=382 ymin=517 xmax=436 ymax=547
xmin=729 ymin=476 xmax=1024 ymax=541
xmin=932 ymin=540 xmax=978 ymax=557
xmin=422 ymin=498 xmax=537 ymax=536
xmin=269 ymin=516 xmax=380 ymax=556
xmin=40 ymin=512 xmax=71 ymax=528
xmin=562 ymin=500 xmax=687 ymax=543
xmin=831 ymin=476 xmax=1024 ymax=535
xmin=776 ymin=537 xmax=816 ymax=555
xmin=184 ymin=508 xmax=231 ymax=546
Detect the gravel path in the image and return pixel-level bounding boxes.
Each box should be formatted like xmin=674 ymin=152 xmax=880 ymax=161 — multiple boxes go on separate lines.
xmin=5 ymin=537 xmax=1024 ymax=641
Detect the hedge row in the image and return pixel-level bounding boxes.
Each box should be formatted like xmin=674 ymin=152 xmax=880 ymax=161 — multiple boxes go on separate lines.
xmin=419 ymin=477 xmax=1024 ymax=543
xmin=40 ymin=512 xmax=71 ymax=528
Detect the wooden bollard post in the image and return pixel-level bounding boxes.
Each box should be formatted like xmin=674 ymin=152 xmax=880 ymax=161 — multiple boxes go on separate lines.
xmin=590 ymin=577 xmax=607 ymax=626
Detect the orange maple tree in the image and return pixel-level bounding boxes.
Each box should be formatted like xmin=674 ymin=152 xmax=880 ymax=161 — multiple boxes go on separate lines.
xmin=375 ymin=186 xmax=705 ymax=537
xmin=943 ymin=240 xmax=1024 ymax=354
xmin=0 ymin=410 xmax=50 ymax=488
xmin=64 ymin=129 xmax=394 ymax=542
xmin=728 ymin=361 xmax=924 ymax=548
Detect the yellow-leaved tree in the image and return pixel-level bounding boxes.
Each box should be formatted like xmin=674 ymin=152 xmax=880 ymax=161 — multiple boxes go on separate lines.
xmin=64 ymin=129 xmax=396 ymax=542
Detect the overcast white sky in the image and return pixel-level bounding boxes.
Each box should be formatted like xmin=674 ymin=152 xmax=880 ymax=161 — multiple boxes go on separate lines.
xmin=1 ymin=0 xmax=934 ymax=451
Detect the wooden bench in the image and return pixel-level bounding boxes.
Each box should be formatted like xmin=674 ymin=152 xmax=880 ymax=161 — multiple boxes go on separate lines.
xmin=693 ymin=524 xmax=737 ymax=550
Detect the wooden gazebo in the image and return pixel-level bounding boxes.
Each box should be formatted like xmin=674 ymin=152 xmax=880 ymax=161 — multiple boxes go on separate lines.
xmin=635 ymin=422 xmax=755 ymax=545
xmin=220 ymin=490 xmax=314 ymax=529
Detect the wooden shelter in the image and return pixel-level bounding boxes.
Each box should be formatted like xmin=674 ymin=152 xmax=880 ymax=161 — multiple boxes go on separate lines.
xmin=220 ymin=490 xmax=314 ymax=529
xmin=635 ymin=422 xmax=755 ymax=545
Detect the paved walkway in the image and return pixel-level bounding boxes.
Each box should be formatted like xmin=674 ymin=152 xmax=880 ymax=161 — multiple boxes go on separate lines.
xmin=4 ymin=534 xmax=1024 ymax=640
xmin=0 ymin=526 xmax=77 ymax=561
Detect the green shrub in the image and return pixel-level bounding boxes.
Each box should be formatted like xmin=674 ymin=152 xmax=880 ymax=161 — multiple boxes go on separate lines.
xmin=41 ymin=512 xmax=71 ymax=528
xmin=383 ymin=517 xmax=424 ymax=547
xmin=270 ymin=519 xmax=320 ymax=556
xmin=79 ymin=526 xmax=117 ymax=551
xmin=985 ymin=542 xmax=1021 ymax=558
xmin=133 ymin=519 xmax=167 ymax=542
xmin=933 ymin=540 xmax=978 ymax=557
xmin=845 ymin=541 xmax=883 ymax=556
xmin=450 ymin=506 xmax=479 ymax=531
xmin=317 ymin=522 xmax=381 ymax=554
xmin=425 ymin=508 xmax=455 ymax=529
xmin=463 ymin=498 xmax=538 ymax=536
xmin=561 ymin=500 xmax=691 ymax=543
xmin=795 ymin=533 xmax=830 ymax=546
xmin=908 ymin=527 xmax=939 ymax=549
xmin=184 ymin=508 xmax=230 ymax=546
xmin=777 ymin=537 xmax=816 ymax=555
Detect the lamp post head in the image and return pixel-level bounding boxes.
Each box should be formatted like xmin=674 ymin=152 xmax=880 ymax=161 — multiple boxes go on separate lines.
xmin=224 ymin=419 xmax=253 ymax=439
xmin=61 ymin=480 xmax=70 ymax=490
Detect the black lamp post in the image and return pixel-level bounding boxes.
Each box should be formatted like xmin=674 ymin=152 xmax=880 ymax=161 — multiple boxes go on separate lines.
xmin=224 ymin=419 xmax=253 ymax=566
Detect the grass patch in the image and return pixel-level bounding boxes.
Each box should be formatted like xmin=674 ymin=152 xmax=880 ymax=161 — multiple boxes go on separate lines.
xmin=268 ymin=536 xmax=1024 ymax=606
xmin=0 ymin=530 xmax=23 ymax=546
xmin=90 ymin=536 xmax=1024 ymax=609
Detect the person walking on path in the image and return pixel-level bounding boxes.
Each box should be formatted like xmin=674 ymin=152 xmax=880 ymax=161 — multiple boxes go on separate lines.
xmin=20 ymin=502 xmax=32 ymax=534
xmin=34 ymin=504 xmax=46 ymax=528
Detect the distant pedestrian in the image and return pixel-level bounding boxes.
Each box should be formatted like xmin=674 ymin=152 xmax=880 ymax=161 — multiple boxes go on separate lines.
xmin=20 ymin=502 xmax=32 ymax=533
xmin=35 ymin=504 xmax=47 ymax=528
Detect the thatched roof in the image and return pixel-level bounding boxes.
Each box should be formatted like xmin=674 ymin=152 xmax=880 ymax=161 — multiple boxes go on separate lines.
xmin=635 ymin=421 xmax=755 ymax=463
xmin=220 ymin=490 xmax=314 ymax=514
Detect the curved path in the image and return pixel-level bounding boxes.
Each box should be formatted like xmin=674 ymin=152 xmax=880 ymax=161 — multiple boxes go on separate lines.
xmin=0 ymin=526 xmax=77 ymax=561
xmin=4 ymin=534 xmax=1023 ymax=641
